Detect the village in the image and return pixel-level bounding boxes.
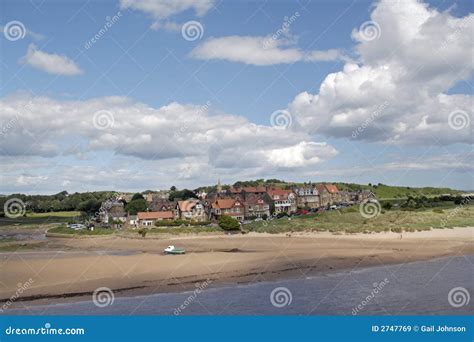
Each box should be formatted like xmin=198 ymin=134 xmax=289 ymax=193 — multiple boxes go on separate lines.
xmin=96 ymin=181 xmax=375 ymax=229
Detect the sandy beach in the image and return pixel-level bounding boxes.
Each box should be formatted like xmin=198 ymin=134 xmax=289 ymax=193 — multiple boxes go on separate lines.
xmin=1 ymin=227 xmax=473 ymax=308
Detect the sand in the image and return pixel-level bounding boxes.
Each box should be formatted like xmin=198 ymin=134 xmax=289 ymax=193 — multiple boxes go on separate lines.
xmin=0 ymin=227 xmax=472 ymax=308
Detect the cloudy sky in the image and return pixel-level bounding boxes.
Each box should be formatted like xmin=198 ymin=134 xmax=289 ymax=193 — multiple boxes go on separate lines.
xmin=0 ymin=0 xmax=472 ymax=194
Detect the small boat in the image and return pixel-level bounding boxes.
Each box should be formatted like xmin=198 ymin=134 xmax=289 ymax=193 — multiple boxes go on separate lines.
xmin=164 ymin=245 xmax=186 ymax=255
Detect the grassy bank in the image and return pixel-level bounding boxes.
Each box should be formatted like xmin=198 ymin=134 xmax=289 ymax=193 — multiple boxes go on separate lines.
xmin=0 ymin=211 xmax=80 ymax=227
xmin=47 ymin=225 xmax=115 ymax=236
xmin=245 ymin=204 xmax=474 ymax=234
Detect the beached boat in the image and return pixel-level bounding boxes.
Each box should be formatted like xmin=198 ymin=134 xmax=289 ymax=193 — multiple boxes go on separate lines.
xmin=164 ymin=245 xmax=186 ymax=255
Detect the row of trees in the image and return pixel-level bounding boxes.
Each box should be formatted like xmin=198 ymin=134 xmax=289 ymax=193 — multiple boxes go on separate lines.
xmin=0 ymin=191 xmax=115 ymax=214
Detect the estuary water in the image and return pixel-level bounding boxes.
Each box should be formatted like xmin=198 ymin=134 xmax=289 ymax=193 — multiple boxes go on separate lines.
xmin=7 ymin=255 xmax=473 ymax=315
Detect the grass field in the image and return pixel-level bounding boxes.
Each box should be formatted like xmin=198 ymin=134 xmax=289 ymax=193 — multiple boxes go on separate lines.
xmin=245 ymin=204 xmax=474 ymax=234
xmin=26 ymin=211 xmax=81 ymax=218
xmin=0 ymin=211 xmax=81 ymax=227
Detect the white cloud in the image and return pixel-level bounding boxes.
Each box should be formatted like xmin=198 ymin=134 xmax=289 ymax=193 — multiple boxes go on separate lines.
xmin=120 ymin=0 xmax=214 ymax=31
xmin=284 ymin=0 xmax=473 ymax=145
xmin=190 ymin=35 xmax=345 ymax=66
xmin=21 ymin=44 xmax=82 ymax=76
xmin=0 ymin=95 xmax=337 ymax=173
xmin=120 ymin=0 xmax=214 ymax=19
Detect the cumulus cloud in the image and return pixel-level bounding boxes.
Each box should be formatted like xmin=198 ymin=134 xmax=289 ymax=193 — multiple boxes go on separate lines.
xmin=120 ymin=0 xmax=214 ymax=19
xmin=21 ymin=44 xmax=82 ymax=76
xmin=190 ymin=35 xmax=345 ymax=66
xmin=282 ymin=0 xmax=473 ymax=145
xmin=0 ymin=95 xmax=337 ymax=174
xmin=120 ymin=0 xmax=215 ymax=31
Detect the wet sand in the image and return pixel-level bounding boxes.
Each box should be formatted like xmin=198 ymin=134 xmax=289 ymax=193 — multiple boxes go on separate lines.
xmin=0 ymin=227 xmax=472 ymax=308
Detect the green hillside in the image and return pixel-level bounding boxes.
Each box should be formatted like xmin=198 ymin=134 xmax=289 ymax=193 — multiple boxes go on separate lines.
xmin=333 ymin=183 xmax=463 ymax=199
xmin=214 ymin=179 xmax=464 ymax=200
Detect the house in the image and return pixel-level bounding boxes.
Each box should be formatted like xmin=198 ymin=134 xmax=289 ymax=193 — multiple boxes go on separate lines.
xmin=100 ymin=200 xmax=126 ymax=223
xmin=267 ymin=188 xmax=297 ymax=214
xmin=176 ymin=199 xmax=208 ymax=222
xmin=211 ymin=198 xmax=245 ymax=221
xmin=339 ymin=191 xmax=352 ymax=204
xmin=128 ymin=215 xmax=138 ymax=227
xmin=355 ymin=190 xmax=375 ymax=202
xmin=315 ymin=184 xmax=332 ymax=208
xmin=294 ymin=186 xmax=320 ymax=209
xmin=244 ymin=195 xmax=271 ymax=219
xmin=137 ymin=211 xmax=174 ymax=227
xmin=229 ymin=186 xmax=267 ymax=199
xmin=325 ymin=184 xmax=341 ymax=204
xmin=150 ymin=198 xmax=177 ymax=213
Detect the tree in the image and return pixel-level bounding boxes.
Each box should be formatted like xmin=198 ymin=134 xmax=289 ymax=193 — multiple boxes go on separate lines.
xmin=169 ymin=189 xmax=197 ymax=201
xmin=131 ymin=193 xmax=145 ymax=201
xmin=218 ymin=215 xmax=240 ymax=231
xmin=170 ymin=186 xmax=177 ymax=191
xmin=125 ymin=199 xmax=147 ymax=215
xmin=78 ymin=199 xmax=101 ymax=213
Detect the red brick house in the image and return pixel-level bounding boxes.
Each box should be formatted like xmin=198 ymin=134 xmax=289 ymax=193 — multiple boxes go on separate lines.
xmin=211 ymin=198 xmax=245 ymax=221
xmin=244 ymin=195 xmax=271 ymax=219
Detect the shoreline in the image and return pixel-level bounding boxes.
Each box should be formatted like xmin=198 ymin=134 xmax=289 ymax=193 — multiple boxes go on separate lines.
xmin=1 ymin=227 xmax=472 ymax=309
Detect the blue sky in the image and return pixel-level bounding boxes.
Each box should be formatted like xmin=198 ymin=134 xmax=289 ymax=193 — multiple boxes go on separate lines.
xmin=0 ymin=0 xmax=472 ymax=194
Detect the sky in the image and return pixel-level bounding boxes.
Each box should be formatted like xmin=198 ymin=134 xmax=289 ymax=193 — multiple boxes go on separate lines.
xmin=0 ymin=0 xmax=472 ymax=194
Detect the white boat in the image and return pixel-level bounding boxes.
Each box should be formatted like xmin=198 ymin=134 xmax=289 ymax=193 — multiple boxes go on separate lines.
xmin=164 ymin=245 xmax=186 ymax=255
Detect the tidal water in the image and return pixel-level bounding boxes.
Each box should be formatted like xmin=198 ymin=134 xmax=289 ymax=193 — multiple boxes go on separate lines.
xmin=7 ymin=255 xmax=473 ymax=315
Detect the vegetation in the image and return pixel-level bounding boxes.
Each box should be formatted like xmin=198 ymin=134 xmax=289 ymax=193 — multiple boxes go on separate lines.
xmin=154 ymin=219 xmax=211 ymax=227
xmin=0 ymin=191 xmax=116 ymax=214
xmin=0 ymin=211 xmax=81 ymax=227
xmin=25 ymin=211 xmax=81 ymax=218
xmin=218 ymin=215 xmax=241 ymax=231
xmin=146 ymin=226 xmax=222 ymax=235
xmin=168 ymin=189 xmax=198 ymax=201
xmin=245 ymin=203 xmax=473 ymax=234
xmin=47 ymin=225 xmax=115 ymax=236
xmin=125 ymin=198 xmax=147 ymax=215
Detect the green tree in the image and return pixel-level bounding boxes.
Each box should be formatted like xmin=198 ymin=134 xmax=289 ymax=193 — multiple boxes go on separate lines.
xmin=125 ymin=199 xmax=147 ymax=215
xmin=77 ymin=199 xmax=101 ymax=213
xmin=218 ymin=215 xmax=240 ymax=231
xmin=169 ymin=189 xmax=197 ymax=201
xmin=131 ymin=193 xmax=145 ymax=201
